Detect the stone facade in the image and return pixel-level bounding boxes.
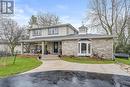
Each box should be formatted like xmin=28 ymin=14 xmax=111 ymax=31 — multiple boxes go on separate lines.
xmin=62 ymin=40 xmax=78 ymax=56
xmin=91 ymin=38 xmax=113 ymax=59
xmin=61 ymin=38 xmax=113 ymax=59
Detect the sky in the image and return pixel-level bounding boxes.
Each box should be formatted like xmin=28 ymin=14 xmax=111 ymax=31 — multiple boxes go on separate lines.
xmin=13 ymin=0 xmax=90 ymax=28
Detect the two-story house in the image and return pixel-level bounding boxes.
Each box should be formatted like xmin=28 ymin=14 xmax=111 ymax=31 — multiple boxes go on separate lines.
xmin=20 ymin=24 xmax=115 ymax=59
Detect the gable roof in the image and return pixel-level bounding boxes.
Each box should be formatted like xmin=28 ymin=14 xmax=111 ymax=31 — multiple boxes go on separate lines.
xmin=28 ymin=23 xmax=78 ymax=32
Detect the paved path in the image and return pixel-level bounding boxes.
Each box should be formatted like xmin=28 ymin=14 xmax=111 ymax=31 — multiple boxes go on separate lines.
xmin=24 ymin=55 xmax=129 ymax=76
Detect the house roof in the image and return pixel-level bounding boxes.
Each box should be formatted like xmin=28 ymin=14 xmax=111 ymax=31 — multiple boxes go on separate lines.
xmin=28 ymin=23 xmax=78 ymax=32
xmin=20 ymin=34 xmax=116 ymax=43
xmin=78 ymin=25 xmax=88 ymax=30
xmin=0 ymin=39 xmax=8 ymax=44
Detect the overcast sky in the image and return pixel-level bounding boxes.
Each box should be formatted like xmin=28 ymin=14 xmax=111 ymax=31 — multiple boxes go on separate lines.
xmin=13 ymin=0 xmax=90 ymax=28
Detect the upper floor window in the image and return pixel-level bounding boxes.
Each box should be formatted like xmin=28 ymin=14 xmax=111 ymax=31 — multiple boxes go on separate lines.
xmin=32 ymin=30 xmax=42 ymax=36
xmin=48 ymin=28 xmax=59 ymax=35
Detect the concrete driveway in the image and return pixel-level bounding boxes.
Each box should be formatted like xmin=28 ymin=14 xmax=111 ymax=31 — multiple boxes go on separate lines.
xmin=24 ymin=55 xmax=129 ymax=76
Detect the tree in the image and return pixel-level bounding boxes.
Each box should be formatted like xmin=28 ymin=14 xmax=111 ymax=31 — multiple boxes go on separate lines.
xmin=37 ymin=12 xmax=60 ymax=27
xmin=88 ymin=0 xmax=130 ymax=52
xmin=89 ymin=0 xmax=130 ymax=35
xmin=28 ymin=12 xmax=60 ymax=28
xmin=128 ymin=17 xmax=130 ymax=44
xmin=0 ymin=18 xmax=23 ymax=56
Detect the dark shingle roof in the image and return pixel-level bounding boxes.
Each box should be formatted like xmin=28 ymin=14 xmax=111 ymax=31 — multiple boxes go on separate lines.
xmin=20 ymin=34 xmax=116 ymax=42
xmin=28 ymin=23 xmax=78 ymax=32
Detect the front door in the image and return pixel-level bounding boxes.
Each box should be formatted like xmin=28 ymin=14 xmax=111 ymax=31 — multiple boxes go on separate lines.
xmin=53 ymin=42 xmax=58 ymax=53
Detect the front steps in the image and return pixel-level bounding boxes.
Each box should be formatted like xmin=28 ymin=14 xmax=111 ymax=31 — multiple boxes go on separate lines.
xmin=42 ymin=55 xmax=60 ymax=60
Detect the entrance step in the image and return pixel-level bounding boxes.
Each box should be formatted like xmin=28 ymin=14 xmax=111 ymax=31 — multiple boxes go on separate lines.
xmin=42 ymin=55 xmax=60 ymax=60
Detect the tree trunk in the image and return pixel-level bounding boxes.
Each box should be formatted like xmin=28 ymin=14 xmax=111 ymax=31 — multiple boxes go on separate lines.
xmin=11 ymin=47 xmax=17 ymax=64
xmin=13 ymin=54 xmax=17 ymax=64
xmin=11 ymin=47 xmax=15 ymax=56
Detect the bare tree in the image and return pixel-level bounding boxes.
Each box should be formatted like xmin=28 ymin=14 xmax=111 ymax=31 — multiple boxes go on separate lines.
xmin=88 ymin=0 xmax=130 ymax=51
xmin=0 ymin=18 xmax=23 ymax=55
xmin=28 ymin=12 xmax=60 ymax=28
xmin=89 ymin=0 xmax=130 ymax=35
xmin=127 ymin=17 xmax=130 ymax=44
xmin=37 ymin=12 xmax=60 ymax=27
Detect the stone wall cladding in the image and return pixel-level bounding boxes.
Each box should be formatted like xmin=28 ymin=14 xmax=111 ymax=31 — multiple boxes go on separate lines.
xmin=62 ymin=38 xmax=113 ymax=60
xmin=62 ymin=40 xmax=78 ymax=56
xmin=91 ymin=38 xmax=113 ymax=59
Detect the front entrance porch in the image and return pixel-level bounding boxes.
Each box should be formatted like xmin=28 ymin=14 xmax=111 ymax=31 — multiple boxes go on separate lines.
xmin=43 ymin=41 xmax=62 ymax=55
xmin=21 ymin=41 xmax=62 ymax=55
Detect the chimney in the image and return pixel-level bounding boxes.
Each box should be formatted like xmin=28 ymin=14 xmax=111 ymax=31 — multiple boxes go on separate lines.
xmin=31 ymin=24 xmax=38 ymax=28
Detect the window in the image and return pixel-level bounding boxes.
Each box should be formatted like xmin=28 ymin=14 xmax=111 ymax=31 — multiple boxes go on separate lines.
xmin=80 ymin=28 xmax=85 ymax=32
xmin=32 ymin=30 xmax=42 ymax=36
xmin=78 ymin=41 xmax=92 ymax=56
xmin=78 ymin=43 xmax=80 ymax=53
xmin=81 ymin=43 xmax=86 ymax=53
xmin=48 ymin=28 xmax=59 ymax=35
xmin=88 ymin=43 xmax=91 ymax=54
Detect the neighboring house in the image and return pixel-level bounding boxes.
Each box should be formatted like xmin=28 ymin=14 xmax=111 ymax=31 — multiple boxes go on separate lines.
xmin=20 ymin=23 xmax=115 ymax=59
xmin=0 ymin=40 xmax=21 ymax=54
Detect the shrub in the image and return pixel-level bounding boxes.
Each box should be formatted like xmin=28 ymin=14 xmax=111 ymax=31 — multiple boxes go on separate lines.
xmin=115 ymin=44 xmax=130 ymax=55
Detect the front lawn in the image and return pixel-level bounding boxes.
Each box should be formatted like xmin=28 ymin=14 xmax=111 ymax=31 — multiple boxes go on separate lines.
xmin=0 ymin=56 xmax=42 ymax=77
xmin=61 ymin=57 xmax=115 ymax=64
xmin=115 ymin=58 xmax=130 ymax=65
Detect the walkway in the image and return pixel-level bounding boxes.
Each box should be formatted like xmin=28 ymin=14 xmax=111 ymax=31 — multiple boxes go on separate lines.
xmin=24 ymin=55 xmax=129 ymax=76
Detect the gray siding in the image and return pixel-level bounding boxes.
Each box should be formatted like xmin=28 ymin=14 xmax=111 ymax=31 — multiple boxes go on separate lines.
xmin=30 ymin=26 xmax=76 ymax=39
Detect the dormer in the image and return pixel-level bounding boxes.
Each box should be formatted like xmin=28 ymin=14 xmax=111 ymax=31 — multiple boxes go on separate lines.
xmin=78 ymin=25 xmax=88 ymax=34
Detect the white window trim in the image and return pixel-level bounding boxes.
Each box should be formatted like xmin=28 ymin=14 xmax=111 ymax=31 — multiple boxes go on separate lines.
xmin=48 ymin=28 xmax=59 ymax=35
xmin=78 ymin=41 xmax=92 ymax=56
xmin=32 ymin=30 xmax=42 ymax=36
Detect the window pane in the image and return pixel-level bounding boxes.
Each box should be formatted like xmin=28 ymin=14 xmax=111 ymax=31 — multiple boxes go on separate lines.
xmin=54 ymin=28 xmax=58 ymax=34
xmin=78 ymin=43 xmax=80 ymax=53
xmin=48 ymin=29 xmax=51 ymax=35
xmin=48 ymin=28 xmax=58 ymax=35
xmin=88 ymin=43 xmax=91 ymax=54
xmin=81 ymin=43 xmax=86 ymax=53
xmin=33 ymin=30 xmax=41 ymax=36
xmin=38 ymin=30 xmax=41 ymax=36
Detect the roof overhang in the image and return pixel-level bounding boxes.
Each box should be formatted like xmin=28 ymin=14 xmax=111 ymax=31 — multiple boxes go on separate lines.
xmin=20 ymin=35 xmax=116 ymax=43
xmin=28 ymin=23 xmax=78 ymax=32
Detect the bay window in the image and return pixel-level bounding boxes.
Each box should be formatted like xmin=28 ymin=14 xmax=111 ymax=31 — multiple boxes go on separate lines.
xmin=78 ymin=41 xmax=92 ymax=56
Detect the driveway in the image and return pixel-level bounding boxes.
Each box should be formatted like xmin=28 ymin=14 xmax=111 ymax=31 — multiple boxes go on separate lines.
xmin=24 ymin=55 xmax=129 ymax=76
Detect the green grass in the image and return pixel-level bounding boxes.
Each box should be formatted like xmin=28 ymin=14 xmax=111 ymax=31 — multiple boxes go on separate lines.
xmin=0 ymin=56 xmax=42 ymax=78
xmin=115 ymin=58 xmax=130 ymax=65
xmin=61 ymin=57 xmax=115 ymax=64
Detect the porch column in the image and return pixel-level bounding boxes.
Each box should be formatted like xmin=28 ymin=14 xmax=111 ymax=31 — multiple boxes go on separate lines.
xmin=42 ymin=41 xmax=45 ymax=55
xmin=21 ymin=42 xmax=24 ymax=54
xmin=58 ymin=42 xmax=61 ymax=55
